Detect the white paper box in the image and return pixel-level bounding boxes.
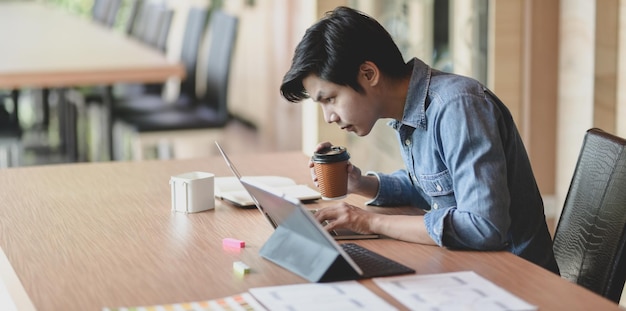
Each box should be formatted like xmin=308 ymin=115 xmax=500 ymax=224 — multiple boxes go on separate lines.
xmin=170 ymin=171 xmax=215 ymax=213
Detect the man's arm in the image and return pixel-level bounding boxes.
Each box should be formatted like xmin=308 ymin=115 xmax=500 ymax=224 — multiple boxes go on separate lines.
xmin=370 ymin=213 xmax=436 ymax=245
xmin=315 ymin=202 xmax=437 ymax=245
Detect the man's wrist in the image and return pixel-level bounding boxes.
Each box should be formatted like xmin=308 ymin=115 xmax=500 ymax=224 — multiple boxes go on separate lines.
xmin=355 ymin=174 xmax=379 ymax=198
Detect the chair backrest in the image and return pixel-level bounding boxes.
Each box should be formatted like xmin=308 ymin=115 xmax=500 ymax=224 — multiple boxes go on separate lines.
xmin=553 ymin=128 xmax=626 ymax=303
xmin=127 ymin=1 xmax=150 ymax=39
xmin=92 ymin=0 xmax=111 ymax=25
xmin=129 ymin=2 xmax=171 ymax=49
xmin=104 ymin=0 xmax=122 ymax=27
xmin=154 ymin=8 xmax=174 ymax=52
xmin=197 ymin=9 xmax=238 ymax=121
xmin=92 ymin=0 xmax=121 ymax=28
xmin=124 ymin=0 xmax=143 ymax=35
xmin=178 ymin=7 xmax=209 ymax=97
xmin=140 ymin=5 xmax=171 ymax=49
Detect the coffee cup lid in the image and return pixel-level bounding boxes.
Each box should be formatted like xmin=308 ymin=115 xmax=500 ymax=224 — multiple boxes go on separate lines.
xmin=312 ymin=146 xmax=350 ymax=163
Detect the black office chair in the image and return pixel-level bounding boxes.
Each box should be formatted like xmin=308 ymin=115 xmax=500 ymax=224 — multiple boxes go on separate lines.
xmin=123 ymin=3 xmax=174 ymax=92
xmin=552 ymin=128 xmax=626 ymax=303
xmin=108 ymin=2 xmax=175 ymax=100
xmin=91 ymin=0 xmax=109 ymax=24
xmin=111 ymin=9 xmax=238 ymax=160
xmin=124 ymin=0 xmax=143 ymax=35
xmin=92 ymin=0 xmax=121 ymax=28
xmin=135 ymin=4 xmax=173 ymax=50
xmin=112 ymin=7 xmax=209 ymax=115
xmin=154 ymin=8 xmax=174 ymax=52
xmin=104 ymin=0 xmax=122 ymax=28
xmin=115 ymin=9 xmax=238 ymax=131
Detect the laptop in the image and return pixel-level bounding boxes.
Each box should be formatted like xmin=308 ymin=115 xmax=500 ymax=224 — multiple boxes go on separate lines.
xmin=240 ymin=177 xmax=415 ymax=282
xmin=215 ymin=141 xmax=379 ymax=240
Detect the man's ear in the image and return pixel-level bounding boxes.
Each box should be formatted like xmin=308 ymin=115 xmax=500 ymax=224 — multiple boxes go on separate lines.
xmin=359 ymin=61 xmax=379 ymax=86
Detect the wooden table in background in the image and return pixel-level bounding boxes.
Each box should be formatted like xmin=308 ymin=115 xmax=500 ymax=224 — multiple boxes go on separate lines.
xmin=0 ymin=2 xmax=184 ymax=88
xmin=0 ymin=2 xmax=185 ymax=161
xmin=0 ymin=152 xmax=621 ymax=310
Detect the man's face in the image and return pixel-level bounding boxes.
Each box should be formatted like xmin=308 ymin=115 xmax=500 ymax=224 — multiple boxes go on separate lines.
xmin=302 ymin=74 xmax=379 ymax=136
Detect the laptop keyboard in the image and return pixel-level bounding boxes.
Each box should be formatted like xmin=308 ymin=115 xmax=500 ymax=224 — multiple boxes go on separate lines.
xmin=341 ymin=243 xmax=415 ymax=278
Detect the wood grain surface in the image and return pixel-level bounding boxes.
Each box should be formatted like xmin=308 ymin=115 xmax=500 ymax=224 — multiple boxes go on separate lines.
xmin=0 ymin=152 xmax=621 ymax=310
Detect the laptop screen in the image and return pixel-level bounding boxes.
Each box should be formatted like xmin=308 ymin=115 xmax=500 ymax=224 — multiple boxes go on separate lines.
xmin=215 ymin=141 xmax=243 ymax=180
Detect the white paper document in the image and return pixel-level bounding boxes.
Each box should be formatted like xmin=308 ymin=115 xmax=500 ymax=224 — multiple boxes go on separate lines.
xmin=0 ymin=279 xmax=18 ymax=311
xmin=249 ymin=280 xmax=397 ymax=311
xmin=373 ymin=271 xmax=537 ymax=311
xmin=0 ymin=247 xmax=26 ymax=311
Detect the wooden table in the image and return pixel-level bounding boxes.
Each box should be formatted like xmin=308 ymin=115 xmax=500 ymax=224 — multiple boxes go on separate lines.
xmin=0 ymin=2 xmax=185 ymax=161
xmin=0 ymin=152 xmax=621 ymax=310
xmin=0 ymin=2 xmax=184 ymax=88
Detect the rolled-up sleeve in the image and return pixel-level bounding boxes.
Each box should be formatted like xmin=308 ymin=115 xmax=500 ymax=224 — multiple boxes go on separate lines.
xmin=424 ymin=207 xmax=506 ymax=249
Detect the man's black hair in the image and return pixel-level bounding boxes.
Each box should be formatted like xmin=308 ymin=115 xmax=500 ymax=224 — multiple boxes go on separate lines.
xmin=280 ymin=6 xmax=408 ymax=102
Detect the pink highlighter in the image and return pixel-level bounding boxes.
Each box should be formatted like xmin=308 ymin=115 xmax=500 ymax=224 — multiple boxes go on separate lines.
xmin=222 ymin=238 xmax=245 ymax=248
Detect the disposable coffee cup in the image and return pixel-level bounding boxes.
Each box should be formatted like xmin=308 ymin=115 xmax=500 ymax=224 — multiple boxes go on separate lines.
xmin=312 ymin=146 xmax=350 ymax=200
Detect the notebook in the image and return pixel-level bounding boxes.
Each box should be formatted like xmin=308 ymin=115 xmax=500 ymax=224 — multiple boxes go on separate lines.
xmin=240 ymin=177 xmax=416 ymax=282
xmin=215 ymin=141 xmax=379 ymax=240
xmin=215 ymin=176 xmax=321 ymax=207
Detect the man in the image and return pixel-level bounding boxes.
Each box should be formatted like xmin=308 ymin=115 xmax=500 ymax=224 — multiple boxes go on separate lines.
xmin=280 ymin=6 xmax=559 ymax=274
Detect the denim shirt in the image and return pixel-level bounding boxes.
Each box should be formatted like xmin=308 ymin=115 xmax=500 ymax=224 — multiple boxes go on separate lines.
xmin=367 ymin=58 xmax=559 ymax=273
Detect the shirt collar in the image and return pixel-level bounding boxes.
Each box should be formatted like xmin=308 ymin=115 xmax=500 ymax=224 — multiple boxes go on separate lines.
xmin=400 ymin=57 xmax=431 ymax=130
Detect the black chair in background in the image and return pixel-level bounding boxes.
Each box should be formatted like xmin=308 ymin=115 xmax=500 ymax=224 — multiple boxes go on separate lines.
xmin=552 ymin=128 xmax=626 ymax=303
xmin=110 ymin=1 xmax=175 ymax=100
xmin=154 ymin=8 xmax=174 ymax=52
xmin=112 ymin=9 xmax=238 ymax=160
xmin=113 ymin=7 xmax=209 ymax=115
xmin=133 ymin=3 xmax=173 ymax=50
xmin=104 ymin=0 xmax=122 ymax=27
xmin=92 ymin=0 xmax=122 ymax=28
xmin=124 ymin=0 xmax=143 ymax=35
xmin=91 ymin=0 xmax=110 ymax=24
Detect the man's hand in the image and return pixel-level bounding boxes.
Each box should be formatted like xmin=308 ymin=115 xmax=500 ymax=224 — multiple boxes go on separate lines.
xmin=313 ymin=202 xmax=376 ymax=234
xmin=309 ymin=141 xmax=365 ymax=194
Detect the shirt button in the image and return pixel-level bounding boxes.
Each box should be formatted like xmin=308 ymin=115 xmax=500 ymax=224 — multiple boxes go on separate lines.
xmin=433 ymin=203 xmax=439 ymax=210
xmin=435 ymin=184 xmax=442 ymax=191
xmin=404 ymin=139 xmax=411 ymax=146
